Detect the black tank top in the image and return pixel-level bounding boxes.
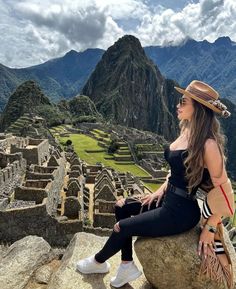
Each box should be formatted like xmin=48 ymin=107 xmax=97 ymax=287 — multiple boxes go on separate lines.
xmin=164 ymin=145 xmax=210 ymax=193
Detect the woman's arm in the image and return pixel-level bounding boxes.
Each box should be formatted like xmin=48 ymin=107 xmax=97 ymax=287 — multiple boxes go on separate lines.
xmin=141 ymin=170 xmax=170 ymax=208
xmin=203 ymin=138 xmax=228 ymax=226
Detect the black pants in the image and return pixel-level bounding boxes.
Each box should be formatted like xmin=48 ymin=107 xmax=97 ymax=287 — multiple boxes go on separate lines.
xmin=95 ymin=189 xmax=201 ymax=263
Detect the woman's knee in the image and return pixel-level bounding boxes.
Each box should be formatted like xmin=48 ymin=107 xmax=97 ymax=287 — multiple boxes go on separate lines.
xmin=113 ymin=221 xmax=120 ymax=232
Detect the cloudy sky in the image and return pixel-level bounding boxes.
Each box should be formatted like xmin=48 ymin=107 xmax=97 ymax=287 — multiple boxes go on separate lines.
xmin=0 ymin=0 xmax=236 ymax=68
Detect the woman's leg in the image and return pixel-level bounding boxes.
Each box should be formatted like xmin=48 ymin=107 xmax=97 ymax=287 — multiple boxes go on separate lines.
xmin=113 ymin=197 xmax=158 ymax=262
xmin=95 ymin=203 xmax=175 ymax=263
xmin=76 ymin=196 xmax=155 ymax=275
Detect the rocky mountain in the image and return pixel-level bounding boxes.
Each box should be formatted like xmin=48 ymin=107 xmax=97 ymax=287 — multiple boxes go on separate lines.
xmin=82 ymin=35 xmax=179 ymax=140
xmin=0 ymin=49 xmax=104 ymax=111
xmin=81 ymin=35 xmax=236 ymax=179
xmin=0 ymin=36 xmax=236 ymax=112
xmin=144 ymin=36 xmax=236 ymax=103
xmin=58 ymin=95 xmax=103 ymax=124
xmin=0 ymin=80 xmax=103 ymax=132
xmin=0 ymin=80 xmax=65 ymax=131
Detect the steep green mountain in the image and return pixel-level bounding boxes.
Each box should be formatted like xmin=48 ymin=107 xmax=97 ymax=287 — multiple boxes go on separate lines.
xmin=82 ymin=35 xmax=179 ymax=140
xmin=81 ymin=35 xmax=236 ymax=179
xmin=6 ymin=113 xmax=53 ymax=139
xmin=0 ymin=49 xmax=104 ymax=111
xmin=0 ymin=80 xmax=66 ymax=131
xmin=58 ymin=95 xmax=103 ymax=124
xmin=1 ymin=36 xmax=236 ymax=111
xmin=144 ymin=37 xmax=236 ymax=103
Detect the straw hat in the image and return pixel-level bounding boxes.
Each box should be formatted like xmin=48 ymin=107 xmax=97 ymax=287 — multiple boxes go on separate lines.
xmin=174 ymin=80 xmax=231 ymax=118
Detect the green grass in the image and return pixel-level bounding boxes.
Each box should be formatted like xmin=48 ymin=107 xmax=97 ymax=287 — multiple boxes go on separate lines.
xmin=135 ymin=143 xmax=163 ymax=151
xmin=114 ymin=153 xmax=132 ymax=157
xmin=143 ymin=182 xmax=162 ymax=192
xmin=51 ymin=125 xmax=67 ymax=132
xmin=59 ymin=133 xmax=150 ymax=177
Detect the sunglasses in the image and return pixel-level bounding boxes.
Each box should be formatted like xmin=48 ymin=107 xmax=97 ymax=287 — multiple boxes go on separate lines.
xmin=178 ymin=97 xmax=187 ymax=106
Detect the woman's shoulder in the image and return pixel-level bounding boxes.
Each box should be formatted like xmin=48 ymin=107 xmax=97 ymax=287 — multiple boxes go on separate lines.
xmin=204 ymin=138 xmax=219 ymax=152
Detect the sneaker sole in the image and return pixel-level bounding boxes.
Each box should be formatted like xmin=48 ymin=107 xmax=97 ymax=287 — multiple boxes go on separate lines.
xmin=76 ymin=263 xmax=110 ymax=274
xmin=110 ymin=270 xmax=142 ymax=288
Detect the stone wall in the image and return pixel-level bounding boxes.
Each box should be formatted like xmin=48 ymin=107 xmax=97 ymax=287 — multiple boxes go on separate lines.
xmin=96 ymin=200 xmax=116 ymax=214
xmin=34 ymin=166 xmax=56 ymax=174
xmin=93 ymin=213 xmax=116 ymax=229
xmin=0 ymin=134 xmax=22 ymax=151
xmin=24 ymin=180 xmax=51 ymax=188
xmin=76 ymin=123 xmax=105 ymax=134
xmin=14 ymin=156 xmax=66 ymax=216
xmin=83 ymin=225 xmax=112 ymax=237
xmin=0 ymin=152 xmax=26 ymax=199
xmin=26 ymin=172 xmax=54 ymax=180
xmin=10 ymin=138 xmax=50 ymax=165
xmin=139 ymin=158 xmax=168 ymax=178
xmin=0 ymin=201 xmax=82 ymax=247
xmin=46 ymin=156 xmax=66 ymax=216
xmin=14 ymin=187 xmax=47 ymax=204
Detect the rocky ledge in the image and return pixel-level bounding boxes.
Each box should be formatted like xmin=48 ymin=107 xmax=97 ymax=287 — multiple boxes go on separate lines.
xmin=134 ymin=225 xmax=236 ymax=289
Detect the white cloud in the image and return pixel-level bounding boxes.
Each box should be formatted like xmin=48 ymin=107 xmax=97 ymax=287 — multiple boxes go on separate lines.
xmin=135 ymin=0 xmax=236 ymax=47
xmin=0 ymin=0 xmax=236 ymax=67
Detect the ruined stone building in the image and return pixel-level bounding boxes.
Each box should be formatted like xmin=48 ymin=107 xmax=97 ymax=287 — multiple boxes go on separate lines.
xmin=0 ymin=133 xmax=152 ymax=247
xmin=0 ymin=134 xmax=82 ymax=247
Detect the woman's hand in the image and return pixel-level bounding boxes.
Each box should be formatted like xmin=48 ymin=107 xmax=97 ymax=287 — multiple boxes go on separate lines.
xmin=141 ymin=187 xmax=166 ymax=210
xmin=198 ymin=227 xmax=215 ymax=258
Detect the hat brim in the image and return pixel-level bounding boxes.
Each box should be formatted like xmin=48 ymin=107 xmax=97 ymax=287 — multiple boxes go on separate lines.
xmin=174 ymin=86 xmax=221 ymax=114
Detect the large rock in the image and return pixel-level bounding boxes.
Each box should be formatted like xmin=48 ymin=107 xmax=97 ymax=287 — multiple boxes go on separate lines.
xmin=48 ymin=232 xmax=151 ymax=289
xmin=134 ymin=226 xmax=236 ymax=289
xmin=0 ymin=235 xmax=53 ymax=289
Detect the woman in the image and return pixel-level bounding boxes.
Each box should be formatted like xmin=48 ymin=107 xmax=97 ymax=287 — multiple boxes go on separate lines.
xmin=76 ymin=80 xmax=234 ymax=288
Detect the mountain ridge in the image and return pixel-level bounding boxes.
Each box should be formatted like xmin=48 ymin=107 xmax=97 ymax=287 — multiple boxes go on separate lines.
xmin=0 ymin=36 xmax=236 ymax=111
xmin=0 ymin=48 xmax=104 ymax=111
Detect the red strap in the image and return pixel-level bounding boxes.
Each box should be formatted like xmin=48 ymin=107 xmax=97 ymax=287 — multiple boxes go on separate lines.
xmin=220 ymin=184 xmax=234 ymax=215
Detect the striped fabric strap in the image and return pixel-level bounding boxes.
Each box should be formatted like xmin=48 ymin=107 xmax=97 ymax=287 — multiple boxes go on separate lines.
xmin=214 ymin=240 xmax=225 ymax=255
xmin=202 ymin=198 xmax=213 ymax=219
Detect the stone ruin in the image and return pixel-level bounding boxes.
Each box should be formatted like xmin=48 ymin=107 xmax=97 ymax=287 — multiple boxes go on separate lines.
xmin=75 ymin=122 xmax=169 ymax=180
xmin=91 ymin=168 xmax=149 ymax=229
xmin=0 ymin=134 xmax=83 ymax=247
xmin=0 ymin=129 xmax=235 ymax=289
xmin=0 ymin=131 xmax=235 ymax=256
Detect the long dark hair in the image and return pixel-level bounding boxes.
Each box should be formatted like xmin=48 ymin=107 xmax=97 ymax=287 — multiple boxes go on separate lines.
xmin=179 ymin=99 xmax=226 ymax=192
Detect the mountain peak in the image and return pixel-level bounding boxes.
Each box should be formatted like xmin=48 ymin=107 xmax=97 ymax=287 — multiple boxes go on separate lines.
xmin=81 ymin=33 xmax=172 ymax=135
xmin=115 ymin=34 xmax=141 ymax=45
xmin=214 ymin=36 xmax=232 ymax=46
xmin=108 ymin=34 xmax=145 ymax=57
xmin=0 ymin=80 xmax=51 ymax=131
xmin=65 ymin=49 xmax=79 ymax=57
xmin=180 ymin=36 xmax=197 ymax=47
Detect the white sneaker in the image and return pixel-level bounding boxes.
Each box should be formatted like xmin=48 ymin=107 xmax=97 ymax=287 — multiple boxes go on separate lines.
xmin=110 ymin=261 xmax=142 ymax=288
xmin=76 ymin=255 xmax=110 ymax=274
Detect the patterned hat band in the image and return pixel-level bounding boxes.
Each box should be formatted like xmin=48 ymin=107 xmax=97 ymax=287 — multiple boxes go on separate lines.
xmin=187 ymin=86 xmax=231 ymax=118
xmin=208 ymin=100 xmax=231 ymax=118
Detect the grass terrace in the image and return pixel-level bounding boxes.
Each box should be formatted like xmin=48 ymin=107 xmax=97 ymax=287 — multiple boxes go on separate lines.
xmin=59 ymin=133 xmax=150 ymax=178
xmin=135 ymin=143 xmax=163 ymax=152
xmin=143 ymin=182 xmax=162 ymax=192
xmin=53 ymin=127 xmax=170 ymax=193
